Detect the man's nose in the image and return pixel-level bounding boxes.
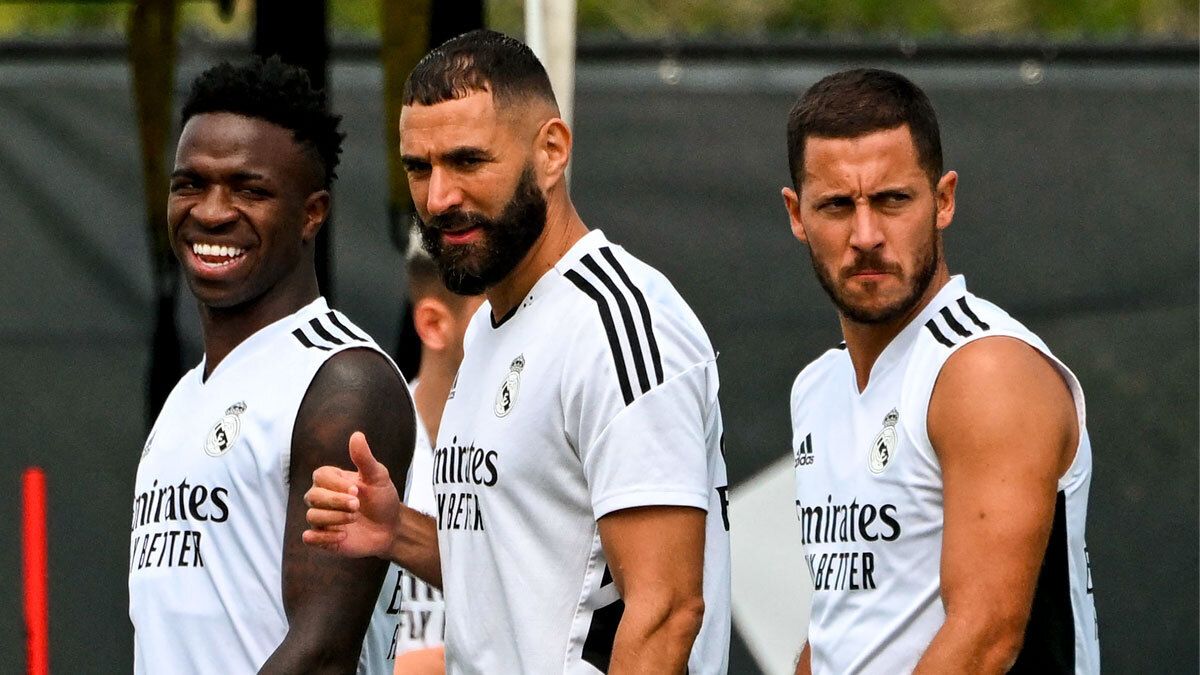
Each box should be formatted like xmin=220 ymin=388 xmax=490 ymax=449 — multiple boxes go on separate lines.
xmin=191 ymin=187 xmax=238 ymax=228
xmin=425 ymin=167 xmax=463 ymax=216
xmin=848 ymin=203 xmax=885 ymax=251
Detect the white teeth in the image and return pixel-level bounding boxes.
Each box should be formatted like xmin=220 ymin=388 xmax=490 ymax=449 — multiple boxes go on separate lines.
xmin=191 ymin=242 xmax=245 ymax=260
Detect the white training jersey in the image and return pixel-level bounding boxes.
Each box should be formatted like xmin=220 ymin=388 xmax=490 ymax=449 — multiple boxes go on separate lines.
xmin=436 ymin=230 xmax=731 ymax=674
xmin=129 ymin=297 xmax=403 ymax=674
xmin=790 ymin=275 xmax=1099 ymax=674
xmin=361 ymin=380 xmax=446 ymax=673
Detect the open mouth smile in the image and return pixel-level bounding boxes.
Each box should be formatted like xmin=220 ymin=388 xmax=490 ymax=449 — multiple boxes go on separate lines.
xmin=191 ymin=242 xmax=247 ymax=267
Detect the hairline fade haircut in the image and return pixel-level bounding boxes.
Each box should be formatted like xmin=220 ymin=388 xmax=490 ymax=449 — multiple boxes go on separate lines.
xmin=786 ymin=68 xmax=943 ymax=189
xmin=180 ymin=55 xmax=345 ymax=189
xmin=402 ymin=29 xmax=558 ymax=112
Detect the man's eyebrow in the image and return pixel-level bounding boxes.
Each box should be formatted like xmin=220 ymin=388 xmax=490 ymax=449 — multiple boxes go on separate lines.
xmin=229 ymin=171 xmax=266 ymax=182
xmin=168 ymin=169 xmax=267 ymax=181
xmin=442 ymin=147 xmax=492 ymax=162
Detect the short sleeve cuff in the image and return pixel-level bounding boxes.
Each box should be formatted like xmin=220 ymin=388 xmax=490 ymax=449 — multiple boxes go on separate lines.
xmin=593 ymin=488 xmax=710 ymax=520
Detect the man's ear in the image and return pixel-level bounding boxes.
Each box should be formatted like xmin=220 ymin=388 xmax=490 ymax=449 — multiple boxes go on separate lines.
xmin=935 ymin=171 xmax=957 ymax=232
xmin=302 ymin=189 xmax=331 ymax=242
xmin=782 ymin=186 xmax=809 ymax=244
xmin=412 ymin=297 xmax=451 ymax=352
xmin=534 ymin=117 xmax=572 ymax=191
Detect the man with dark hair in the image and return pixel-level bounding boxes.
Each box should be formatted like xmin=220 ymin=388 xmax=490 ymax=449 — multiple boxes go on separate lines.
xmin=128 ymin=57 xmax=415 ymax=674
xmin=781 ymin=68 xmax=1099 ymax=673
xmin=304 ymin=30 xmax=732 ymax=674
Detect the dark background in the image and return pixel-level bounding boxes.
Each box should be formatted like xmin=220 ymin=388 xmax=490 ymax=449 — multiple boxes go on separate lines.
xmin=0 ymin=43 xmax=1195 ymax=672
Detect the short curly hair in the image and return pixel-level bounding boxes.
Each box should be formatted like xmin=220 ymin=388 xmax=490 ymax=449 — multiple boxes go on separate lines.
xmin=181 ymin=56 xmax=345 ymax=188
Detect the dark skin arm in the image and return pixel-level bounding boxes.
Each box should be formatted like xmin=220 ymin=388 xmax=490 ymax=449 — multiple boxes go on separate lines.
xmin=259 ymin=348 xmax=415 ymax=674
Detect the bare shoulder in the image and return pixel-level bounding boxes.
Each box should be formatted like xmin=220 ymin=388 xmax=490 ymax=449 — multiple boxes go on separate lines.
xmin=929 ymin=336 xmax=1077 ymax=473
xmin=294 ymin=347 xmax=415 ymax=475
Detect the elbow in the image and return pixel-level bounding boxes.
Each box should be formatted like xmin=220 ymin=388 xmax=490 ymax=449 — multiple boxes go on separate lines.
xmin=670 ymin=594 xmax=706 ymax=643
xmin=938 ymin=606 xmax=1030 ymax=673
xmin=626 ymin=589 xmax=706 ymax=645
xmin=985 ymin=603 xmax=1034 ymax=671
xmin=987 ymin=620 xmax=1028 ymax=672
xmin=960 ymin=612 xmax=1030 ymax=673
xmin=653 ymin=593 xmax=706 ymax=648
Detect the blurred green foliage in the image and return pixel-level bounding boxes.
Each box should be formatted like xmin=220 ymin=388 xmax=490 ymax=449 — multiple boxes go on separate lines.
xmin=0 ymin=0 xmax=1194 ymax=39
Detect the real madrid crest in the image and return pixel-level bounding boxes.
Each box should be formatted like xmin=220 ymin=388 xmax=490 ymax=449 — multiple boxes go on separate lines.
xmin=205 ymin=401 xmax=247 ymax=457
xmin=869 ymin=408 xmax=899 ymax=474
xmin=494 ymin=355 xmax=524 ymax=418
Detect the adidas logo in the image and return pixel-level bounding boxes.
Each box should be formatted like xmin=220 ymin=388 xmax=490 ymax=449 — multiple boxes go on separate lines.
xmin=794 ymin=433 xmax=814 ymax=467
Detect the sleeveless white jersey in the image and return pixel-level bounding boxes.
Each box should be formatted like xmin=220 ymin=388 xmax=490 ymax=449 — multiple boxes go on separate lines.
xmin=129 ymin=297 xmax=404 ymax=674
xmin=361 ymin=381 xmax=445 ymax=673
xmin=436 ymin=230 xmax=731 ymax=674
xmin=790 ymin=275 xmax=1099 ymax=674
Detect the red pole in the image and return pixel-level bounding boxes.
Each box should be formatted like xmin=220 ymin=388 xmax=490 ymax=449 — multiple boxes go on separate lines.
xmin=22 ymin=468 xmax=49 ymax=675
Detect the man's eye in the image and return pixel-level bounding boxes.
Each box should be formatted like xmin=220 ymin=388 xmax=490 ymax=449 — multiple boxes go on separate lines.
xmin=170 ymin=181 xmax=196 ymax=193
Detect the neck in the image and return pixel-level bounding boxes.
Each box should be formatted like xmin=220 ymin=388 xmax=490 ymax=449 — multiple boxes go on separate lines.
xmin=841 ymin=267 xmax=951 ymax=392
xmin=487 ymin=196 xmax=587 ymax=321
xmin=413 ymin=351 xmax=460 ymax=442
xmin=199 ymin=275 xmax=320 ymax=378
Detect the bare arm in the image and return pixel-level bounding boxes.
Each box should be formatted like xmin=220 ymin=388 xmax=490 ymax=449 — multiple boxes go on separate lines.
xmin=598 ymin=505 xmax=707 ymax=675
xmin=914 ymin=337 xmax=1078 ymax=674
xmin=259 ymin=349 xmax=415 ymax=674
xmin=794 ymin=642 xmax=811 ymax=675
xmin=304 ymin=432 xmax=443 ymax=588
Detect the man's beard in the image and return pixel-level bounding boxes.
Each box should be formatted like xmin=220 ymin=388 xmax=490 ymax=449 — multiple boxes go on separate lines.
xmin=417 ymin=165 xmax=547 ymax=296
xmin=809 ymin=216 xmax=939 ymax=325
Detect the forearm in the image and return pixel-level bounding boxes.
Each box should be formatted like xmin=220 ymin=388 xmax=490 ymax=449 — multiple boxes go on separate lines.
xmin=259 ymin=629 xmax=362 ymax=675
xmin=913 ymin=615 xmax=1023 ymax=675
xmin=390 ymin=502 xmax=442 ymax=588
xmin=608 ymin=598 xmax=704 ymax=674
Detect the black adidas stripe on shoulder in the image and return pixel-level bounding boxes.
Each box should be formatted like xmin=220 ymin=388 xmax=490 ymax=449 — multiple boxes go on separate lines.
xmin=564 ymin=247 xmax=664 ymax=406
xmin=292 ymin=312 xmax=369 ymax=351
xmin=599 ymin=247 xmax=664 ymax=385
xmin=924 ymin=296 xmax=991 ymax=348
xmin=326 ymin=311 xmax=368 ymax=341
xmin=292 ymin=327 xmax=331 ymax=351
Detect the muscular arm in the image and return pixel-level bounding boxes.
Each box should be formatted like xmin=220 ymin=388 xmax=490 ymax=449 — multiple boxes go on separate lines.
xmin=914 ymin=337 xmax=1078 ymax=674
xmin=259 ymin=348 xmax=415 ymax=674
xmin=598 ymin=505 xmax=707 ymax=675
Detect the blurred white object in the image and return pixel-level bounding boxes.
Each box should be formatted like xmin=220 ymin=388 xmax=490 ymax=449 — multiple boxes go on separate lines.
xmin=524 ymin=0 xmax=577 ymax=130
xmin=731 ymin=454 xmax=813 ymax=675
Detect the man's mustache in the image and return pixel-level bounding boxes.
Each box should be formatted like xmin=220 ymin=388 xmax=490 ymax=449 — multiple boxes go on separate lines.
xmin=424 ymin=210 xmax=490 ymax=233
xmin=841 ymin=253 xmax=902 ymax=278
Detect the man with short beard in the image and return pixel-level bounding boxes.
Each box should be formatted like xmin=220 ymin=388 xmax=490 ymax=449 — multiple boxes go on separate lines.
xmin=303 ymin=30 xmax=731 ymax=674
xmin=781 ymin=69 xmax=1099 ymax=674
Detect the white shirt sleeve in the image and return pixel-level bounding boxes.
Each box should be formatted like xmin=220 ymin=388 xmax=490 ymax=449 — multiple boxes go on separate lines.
xmin=569 ymin=356 xmax=716 ymax=519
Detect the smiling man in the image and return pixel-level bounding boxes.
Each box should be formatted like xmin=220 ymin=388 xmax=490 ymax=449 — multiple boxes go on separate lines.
xmin=128 ymin=58 xmax=415 ymax=674
xmin=782 ymin=69 xmax=1099 ymax=674
xmin=303 ymin=30 xmax=731 ymax=674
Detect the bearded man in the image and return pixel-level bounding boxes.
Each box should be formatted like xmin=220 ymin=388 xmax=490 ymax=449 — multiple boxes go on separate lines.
xmin=781 ymin=68 xmax=1099 ymax=674
xmin=303 ymin=30 xmax=732 ymax=675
